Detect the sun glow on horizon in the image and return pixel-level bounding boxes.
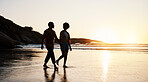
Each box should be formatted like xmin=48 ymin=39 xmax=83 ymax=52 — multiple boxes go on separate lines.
xmin=92 ymin=27 xmax=119 ymax=43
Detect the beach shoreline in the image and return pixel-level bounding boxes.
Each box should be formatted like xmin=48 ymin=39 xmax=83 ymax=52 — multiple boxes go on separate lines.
xmin=0 ymin=47 xmax=148 ymax=82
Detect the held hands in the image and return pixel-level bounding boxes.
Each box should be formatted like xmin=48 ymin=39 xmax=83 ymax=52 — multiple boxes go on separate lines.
xmin=70 ymin=47 xmax=72 ymax=51
xmin=41 ymin=45 xmax=44 ymax=50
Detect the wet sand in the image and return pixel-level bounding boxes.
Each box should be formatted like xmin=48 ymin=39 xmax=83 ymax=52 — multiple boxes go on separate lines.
xmin=0 ymin=48 xmax=148 ymax=82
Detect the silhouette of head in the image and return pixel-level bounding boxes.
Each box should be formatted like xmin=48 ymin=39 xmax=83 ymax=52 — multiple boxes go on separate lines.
xmin=63 ymin=22 xmax=70 ymax=30
xmin=48 ymin=22 xmax=54 ymax=28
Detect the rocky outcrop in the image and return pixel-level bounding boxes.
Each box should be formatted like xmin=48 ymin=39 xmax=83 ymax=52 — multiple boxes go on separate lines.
xmin=0 ymin=15 xmax=43 ymax=49
xmin=71 ymin=38 xmax=103 ymax=44
xmin=0 ymin=15 xmax=104 ymax=49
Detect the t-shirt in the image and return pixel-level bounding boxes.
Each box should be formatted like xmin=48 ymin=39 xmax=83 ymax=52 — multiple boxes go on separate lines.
xmin=64 ymin=31 xmax=68 ymax=41
xmin=43 ymin=28 xmax=56 ymax=47
xmin=60 ymin=30 xmax=70 ymax=43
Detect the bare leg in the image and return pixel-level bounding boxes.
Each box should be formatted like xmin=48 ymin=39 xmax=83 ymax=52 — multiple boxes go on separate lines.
xmin=43 ymin=52 xmax=51 ymax=68
xmin=63 ymin=50 xmax=68 ymax=67
xmin=56 ymin=55 xmax=64 ymax=65
xmin=50 ymin=50 xmax=58 ymax=69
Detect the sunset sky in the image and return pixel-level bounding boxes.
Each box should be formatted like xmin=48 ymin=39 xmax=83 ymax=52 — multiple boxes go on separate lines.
xmin=0 ymin=0 xmax=148 ymax=43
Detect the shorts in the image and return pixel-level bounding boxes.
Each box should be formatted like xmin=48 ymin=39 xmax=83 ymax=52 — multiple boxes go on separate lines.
xmin=60 ymin=42 xmax=69 ymax=51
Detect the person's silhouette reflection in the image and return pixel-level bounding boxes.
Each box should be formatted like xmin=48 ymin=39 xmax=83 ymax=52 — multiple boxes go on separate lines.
xmin=43 ymin=68 xmax=58 ymax=82
xmin=61 ymin=68 xmax=68 ymax=82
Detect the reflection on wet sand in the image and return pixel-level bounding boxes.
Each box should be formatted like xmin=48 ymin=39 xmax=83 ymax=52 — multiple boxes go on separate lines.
xmin=1 ymin=48 xmax=148 ymax=82
xmin=0 ymin=49 xmax=44 ymax=82
xmin=101 ymin=51 xmax=110 ymax=82
xmin=43 ymin=68 xmax=69 ymax=82
xmin=43 ymin=68 xmax=57 ymax=82
xmin=61 ymin=68 xmax=68 ymax=82
xmin=0 ymin=49 xmax=40 ymax=67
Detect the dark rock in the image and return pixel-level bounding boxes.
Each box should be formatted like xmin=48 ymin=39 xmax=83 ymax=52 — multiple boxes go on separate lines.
xmin=0 ymin=15 xmax=43 ymax=49
xmin=0 ymin=32 xmax=14 ymax=49
xmin=24 ymin=26 xmax=33 ymax=31
xmin=71 ymin=38 xmax=103 ymax=44
xmin=0 ymin=15 xmax=103 ymax=49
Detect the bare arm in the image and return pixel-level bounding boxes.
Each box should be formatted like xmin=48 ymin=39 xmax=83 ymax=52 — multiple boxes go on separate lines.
xmin=68 ymin=33 xmax=72 ymax=51
xmin=54 ymin=32 xmax=60 ymax=44
xmin=68 ymin=39 xmax=72 ymax=51
xmin=41 ymin=38 xmax=44 ymax=49
xmin=41 ymin=32 xmax=45 ymax=49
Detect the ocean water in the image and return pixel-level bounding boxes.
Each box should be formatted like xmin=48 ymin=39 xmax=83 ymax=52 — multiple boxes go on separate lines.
xmin=23 ymin=44 xmax=148 ymax=52
xmin=0 ymin=44 xmax=148 ymax=82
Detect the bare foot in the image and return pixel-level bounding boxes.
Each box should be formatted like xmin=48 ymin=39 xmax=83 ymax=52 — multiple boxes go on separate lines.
xmin=43 ymin=65 xmax=50 ymax=68
xmin=63 ymin=65 xmax=68 ymax=68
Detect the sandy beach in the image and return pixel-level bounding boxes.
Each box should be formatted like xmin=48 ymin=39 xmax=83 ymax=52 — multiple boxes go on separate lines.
xmin=0 ymin=47 xmax=148 ymax=82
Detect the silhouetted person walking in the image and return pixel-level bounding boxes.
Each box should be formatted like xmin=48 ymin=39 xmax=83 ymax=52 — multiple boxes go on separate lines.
xmin=56 ymin=22 xmax=72 ymax=68
xmin=41 ymin=22 xmax=59 ymax=69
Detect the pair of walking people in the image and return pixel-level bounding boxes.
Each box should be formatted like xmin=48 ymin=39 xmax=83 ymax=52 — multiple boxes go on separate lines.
xmin=41 ymin=22 xmax=72 ymax=69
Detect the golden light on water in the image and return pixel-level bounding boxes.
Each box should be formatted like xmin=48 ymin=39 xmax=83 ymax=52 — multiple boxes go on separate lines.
xmin=101 ymin=51 xmax=111 ymax=82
